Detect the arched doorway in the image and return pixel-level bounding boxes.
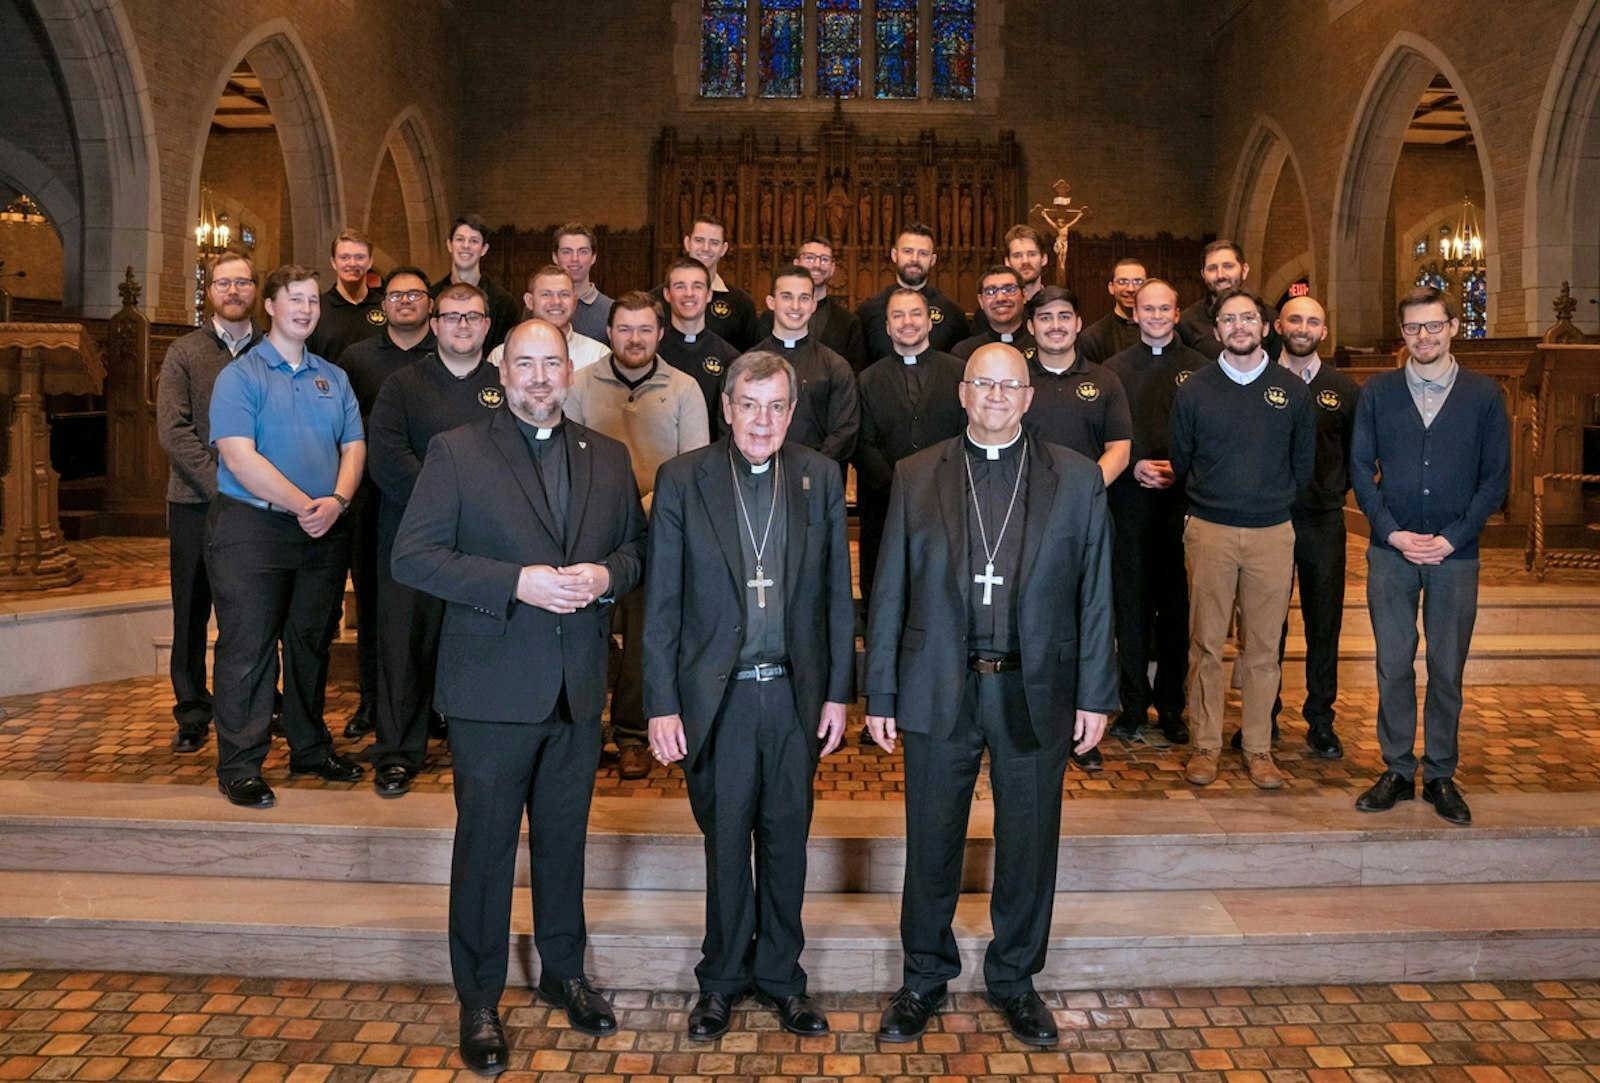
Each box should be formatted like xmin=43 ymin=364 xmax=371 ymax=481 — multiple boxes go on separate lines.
xmin=1222 ymin=116 xmax=1316 ymax=312
xmin=365 ymin=108 xmax=449 ymax=275
xmin=1329 ymin=33 xmax=1496 ymax=346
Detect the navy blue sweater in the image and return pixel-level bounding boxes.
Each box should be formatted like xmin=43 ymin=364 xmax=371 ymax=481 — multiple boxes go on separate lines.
xmin=1350 ymin=365 xmax=1510 ymax=560
xmin=1169 ymin=359 xmax=1315 ymax=527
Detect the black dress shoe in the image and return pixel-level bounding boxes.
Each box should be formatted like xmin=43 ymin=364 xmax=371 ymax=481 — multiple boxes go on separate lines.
xmin=1423 ymin=777 xmax=1472 ymax=825
xmin=878 ymin=985 xmax=945 ymax=1042
xmin=537 ymin=974 xmax=616 ymax=1035
xmin=290 ymin=751 xmax=365 ymax=782
xmin=374 ymin=764 xmax=414 ymax=798
xmin=428 ymin=712 xmax=449 ymax=740
xmin=1157 ymin=712 xmax=1190 ymax=745
xmin=1107 ymin=713 xmax=1145 ymax=742
xmin=1355 ymin=770 xmax=1415 ymax=812
xmin=1230 ymin=721 xmax=1280 ymax=749
xmin=459 ymin=1005 xmax=508 ymax=1076
xmin=1070 ymin=747 xmax=1104 ymax=772
xmin=759 ymin=991 xmax=829 ymax=1035
xmin=172 ymin=723 xmax=209 ymax=754
xmin=342 ymin=701 xmax=375 ymax=739
xmin=988 ymin=989 xmax=1059 ymax=1046
xmin=218 ymin=776 xmax=275 ymax=809
xmin=686 ymin=991 xmax=733 ymax=1040
xmin=1305 ymin=724 xmax=1344 ymax=759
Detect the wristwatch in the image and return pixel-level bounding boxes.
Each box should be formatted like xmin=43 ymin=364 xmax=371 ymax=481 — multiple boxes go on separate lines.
xmin=331 ymin=493 xmax=351 ymax=515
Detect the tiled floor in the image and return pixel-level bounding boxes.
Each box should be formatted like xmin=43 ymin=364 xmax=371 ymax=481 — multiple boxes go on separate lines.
xmin=3 ymin=672 xmax=1599 ymax=801
xmin=0 ymin=970 xmax=1596 ymax=1081
xmin=0 ymin=537 xmax=169 ymax=601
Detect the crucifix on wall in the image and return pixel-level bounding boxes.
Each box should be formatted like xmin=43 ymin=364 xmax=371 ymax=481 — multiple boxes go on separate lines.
xmin=1032 ymin=180 xmax=1088 ymax=287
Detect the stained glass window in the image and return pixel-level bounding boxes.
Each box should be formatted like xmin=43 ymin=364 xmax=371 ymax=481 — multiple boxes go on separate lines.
xmin=932 ymin=0 xmax=976 ymax=100
xmin=1462 ymin=271 xmax=1487 ymax=338
xmin=701 ymin=0 xmax=748 ymax=99
xmin=875 ymin=0 xmax=918 ymax=99
xmin=817 ymin=0 xmax=861 ymax=99
xmin=759 ymin=0 xmax=804 ymax=98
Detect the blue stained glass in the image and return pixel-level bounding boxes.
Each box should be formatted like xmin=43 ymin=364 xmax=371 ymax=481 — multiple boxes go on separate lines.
xmin=817 ymin=0 xmax=861 ymax=99
xmin=1463 ymin=271 xmax=1487 ymax=338
xmin=760 ymin=0 xmax=804 ymax=98
xmin=932 ymin=0 xmax=976 ymax=100
xmin=701 ymin=0 xmax=748 ymax=98
xmin=875 ymin=0 xmax=918 ymax=99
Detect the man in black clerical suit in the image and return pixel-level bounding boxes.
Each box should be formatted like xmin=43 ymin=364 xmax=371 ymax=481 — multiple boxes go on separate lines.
xmin=1077 ymin=257 xmax=1146 ymax=365
xmin=754 ymin=265 xmax=860 ymax=466
xmin=365 ymin=283 xmax=504 ymax=797
xmin=1177 ymin=240 xmax=1281 ymax=361
xmin=644 ymin=350 xmax=855 ymax=1042
xmin=759 ymin=236 xmax=869 ymax=371
xmin=864 ymin=343 xmax=1116 ymax=1048
xmin=661 ymin=257 xmax=741 ymax=429
xmin=855 ymin=286 xmax=965 ymax=613
xmin=858 ymin=224 xmax=971 ymax=360
xmin=953 ymin=266 xmax=1035 ymax=360
xmin=391 ymin=318 xmax=646 ymax=1076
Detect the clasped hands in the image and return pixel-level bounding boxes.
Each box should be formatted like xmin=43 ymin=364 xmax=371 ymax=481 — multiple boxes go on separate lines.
xmin=1132 ymin=458 xmax=1175 ymax=489
xmin=865 ymin=709 xmax=1109 ymax=756
xmin=516 ymin=562 xmax=611 ymax=613
xmin=1388 ymin=529 xmax=1454 ymax=566
xmin=297 ymin=496 xmax=344 ymax=538
xmin=648 ymin=701 xmax=849 ymax=764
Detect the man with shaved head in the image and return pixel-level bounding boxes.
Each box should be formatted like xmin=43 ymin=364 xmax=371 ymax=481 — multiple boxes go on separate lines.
xmin=392 ymin=317 xmax=647 ymax=1074
xmin=865 ymin=342 xmax=1116 ymax=1047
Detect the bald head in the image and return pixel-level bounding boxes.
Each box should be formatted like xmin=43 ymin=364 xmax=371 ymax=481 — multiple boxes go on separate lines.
xmin=501 ymin=318 xmax=572 ymax=426
xmin=1276 ymin=295 xmax=1328 ymax=361
xmin=960 ymin=343 xmax=1034 ymax=444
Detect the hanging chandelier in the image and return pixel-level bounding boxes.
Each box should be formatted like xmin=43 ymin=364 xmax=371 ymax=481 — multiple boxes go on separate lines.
xmin=0 ymin=194 xmax=47 ymax=225
xmin=1440 ymin=194 xmax=1485 ymax=277
xmin=195 ymin=186 xmax=232 ymax=254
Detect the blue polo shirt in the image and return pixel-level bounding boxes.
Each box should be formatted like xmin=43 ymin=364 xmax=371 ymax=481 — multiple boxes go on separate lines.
xmin=209 ymin=337 xmax=364 ymax=503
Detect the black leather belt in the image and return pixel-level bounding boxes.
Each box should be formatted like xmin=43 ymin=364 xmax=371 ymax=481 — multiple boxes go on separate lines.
xmin=733 ymin=662 xmax=789 ymax=682
xmin=968 ymin=652 xmax=1022 ymax=674
xmin=220 ymin=492 xmax=300 ymax=517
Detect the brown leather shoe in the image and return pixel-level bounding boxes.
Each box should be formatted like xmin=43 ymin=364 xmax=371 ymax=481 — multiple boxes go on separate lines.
xmin=1184 ymin=749 xmax=1219 ymax=786
xmin=617 ymin=744 xmax=651 ymax=780
xmin=1244 ymin=751 xmax=1286 ymax=790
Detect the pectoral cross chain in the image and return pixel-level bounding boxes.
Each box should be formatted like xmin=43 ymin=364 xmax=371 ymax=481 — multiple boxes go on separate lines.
xmin=748 ymin=565 xmax=774 ymax=609
xmin=974 ymin=562 xmax=1003 ymax=606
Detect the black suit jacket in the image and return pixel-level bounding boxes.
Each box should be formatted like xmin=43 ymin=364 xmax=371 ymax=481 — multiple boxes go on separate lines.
xmin=854 ymin=350 xmax=966 ymax=494
xmin=642 ymin=438 xmax=855 ymax=768
xmin=864 ymin=436 xmax=1119 ymax=744
xmin=391 ymin=410 xmax=646 ymax=724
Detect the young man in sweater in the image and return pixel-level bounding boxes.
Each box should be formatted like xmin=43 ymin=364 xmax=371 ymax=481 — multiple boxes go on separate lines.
xmin=1351 ymin=287 xmax=1510 ymax=826
xmin=1170 ymin=289 xmax=1314 ymax=789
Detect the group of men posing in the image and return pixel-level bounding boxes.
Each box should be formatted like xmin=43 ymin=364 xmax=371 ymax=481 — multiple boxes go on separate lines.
xmin=154 ymin=212 xmax=1509 ymax=1075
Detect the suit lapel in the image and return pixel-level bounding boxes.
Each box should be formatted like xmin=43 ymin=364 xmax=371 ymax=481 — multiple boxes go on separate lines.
xmin=488 ymin=410 xmax=562 ymax=549
xmin=937 ymin=440 xmax=970 ymax=611
xmin=564 ymin=422 xmax=593 ymax=559
xmin=781 ymin=450 xmax=807 ymax=611
xmin=697 ymin=440 xmax=745 ymax=594
xmin=1018 ymin=436 xmax=1059 ymax=590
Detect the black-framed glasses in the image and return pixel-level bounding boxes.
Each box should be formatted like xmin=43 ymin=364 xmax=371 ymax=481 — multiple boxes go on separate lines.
xmin=1400 ymin=320 xmax=1451 ymax=335
xmin=436 ymin=312 xmax=487 ymax=327
xmin=211 ymin=278 xmax=256 ymax=291
xmin=1217 ymin=312 xmax=1261 ymax=327
xmin=386 ymin=290 xmax=428 ymax=303
xmin=980 ymin=284 xmax=1020 ymax=297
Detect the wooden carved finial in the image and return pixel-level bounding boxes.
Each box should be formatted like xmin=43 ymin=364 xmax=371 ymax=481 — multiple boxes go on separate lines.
xmin=1544 ymin=280 xmax=1585 ymax=344
xmin=118 ymin=266 xmax=142 ymax=309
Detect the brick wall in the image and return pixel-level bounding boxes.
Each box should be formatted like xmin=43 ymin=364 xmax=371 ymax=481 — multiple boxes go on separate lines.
xmin=366 ymin=150 xmax=410 ymax=272
xmin=199 ymin=130 xmax=288 ymax=276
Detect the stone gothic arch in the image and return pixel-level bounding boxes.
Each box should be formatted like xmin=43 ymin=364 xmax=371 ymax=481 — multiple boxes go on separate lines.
xmin=1329 ymin=33 xmax=1497 ymax=345
xmin=1222 ymin=115 xmax=1315 ymax=295
xmin=366 ymin=107 xmax=450 ymax=274
xmin=1523 ymin=0 xmax=1600 ymax=335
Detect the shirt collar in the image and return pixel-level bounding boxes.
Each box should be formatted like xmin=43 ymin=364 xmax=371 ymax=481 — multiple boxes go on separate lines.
xmin=1279 ymin=354 xmax=1321 ymax=383
xmin=254 ymin=336 xmax=319 ymax=373
xmin=711 ymin=272 xmax=728 ymax=293
xmin=577 ymin=282 xmax=600 ymax=305
xmin=965 ymin=426 xmax=1024 ymax=461
xmin=1405 ymin=355 xmax=1458 ymax=393
xmin=1220 ymin=350 xmax=1270 ymax=385
xmin=211 ymin=318 xmax=255 ymax=357
xmin=732 ymin=442 xmax=777 ymax=475
xmin=1034 ymin=351 xmax=1085 ymax=376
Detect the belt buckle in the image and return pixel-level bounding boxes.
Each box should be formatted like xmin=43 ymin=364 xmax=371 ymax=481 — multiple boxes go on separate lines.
xmin=752 ymin=662 xmax=782 ymax=682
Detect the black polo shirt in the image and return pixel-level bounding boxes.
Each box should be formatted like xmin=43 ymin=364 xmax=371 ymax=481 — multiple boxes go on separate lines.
xmin=308 ymin=285 xmax=386 ymax=364
xmin=1024 ymin=353 xmax=1133 ymax=463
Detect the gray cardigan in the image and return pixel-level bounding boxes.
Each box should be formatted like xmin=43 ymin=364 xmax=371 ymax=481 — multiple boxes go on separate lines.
xmin=156 ymin=322 xmax=258 ymax=503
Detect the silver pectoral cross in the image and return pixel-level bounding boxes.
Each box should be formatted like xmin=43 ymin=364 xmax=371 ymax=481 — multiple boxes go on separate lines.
xmin=974 ymin=562 xmax=1003 ymax=606
xmin=748 ymin=564 xmax=774 ymax=609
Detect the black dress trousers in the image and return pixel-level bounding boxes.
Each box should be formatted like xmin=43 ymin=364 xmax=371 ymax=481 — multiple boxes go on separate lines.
xmin=346 ymin=482 xmax=381 ymax=705
xmin=683 ymin=674 xmax=814 ymax=998
xmin=1279 ymin=508 xmax=1347 ymax=729
xmin=1107 ymin=485 xmax=1189 ymax=720
xmin=167 ymin=500 xmax=214 ymax=727
xmin=371 ymin=553 xmax=444 ymax=772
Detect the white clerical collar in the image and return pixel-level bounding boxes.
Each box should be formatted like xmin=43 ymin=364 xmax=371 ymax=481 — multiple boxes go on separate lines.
xmin=1279 ymin=354 xmax=1321 ymax=383
xmin=779 ymin=332 xmax=807 ymax=348
xmin=998 ymin=331 xmax=1019 ymax=343
xmin=535 ymin=426 xmax=556 ymax=441
xmin=967 ymin=426 xmax=1023 ymax=460
xmin=749 ymin=458 xmax=771 ymax=474
xmin=1221 ymin=350 xmax=1270 ymax=385
xmin=899 ymin=351 xmax=922 ymax=364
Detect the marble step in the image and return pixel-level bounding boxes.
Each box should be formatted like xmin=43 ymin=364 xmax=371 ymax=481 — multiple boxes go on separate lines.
xmin=1270 ymin=632 xmax=1600 ymax=686
xmin=1286 ymin=586 xmax=1600 ymax=636
xmin=0 ymin=870 xmax=1595 ymax=989
xmin=2 ymin=781 xmax=1595 ymax=893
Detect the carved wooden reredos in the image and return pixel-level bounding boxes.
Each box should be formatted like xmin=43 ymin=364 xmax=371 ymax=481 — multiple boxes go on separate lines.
xmin=651 ymin=105 xmax=1024 ymax=311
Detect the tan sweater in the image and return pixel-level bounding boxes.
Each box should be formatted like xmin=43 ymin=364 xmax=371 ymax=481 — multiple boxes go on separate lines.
xmin=563 ymin=358 xmax=710 ymax=512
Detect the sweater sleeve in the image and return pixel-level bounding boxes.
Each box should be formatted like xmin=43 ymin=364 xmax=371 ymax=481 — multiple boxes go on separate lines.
xmin=1439 ymin=385 xmax=1512 ymax=553
xmin=1350 ymin=379 xmax=1402 ymax=544
xmin=1168 ymin=384 xmax=1194 ymax=479
xmin=155 ymin=342 xmax=219 ymax=499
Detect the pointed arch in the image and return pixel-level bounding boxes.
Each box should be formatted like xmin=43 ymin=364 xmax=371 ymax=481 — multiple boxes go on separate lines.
xmin=0 ymin=137 xmax=81 ymax=305
xmin=365 ymin=107 xmax=450 ymax=274
xmin=1328 ymin=32 xmax=1498 ymax=344
xmin=1222 ymin=115 xmax=1315 ymax=293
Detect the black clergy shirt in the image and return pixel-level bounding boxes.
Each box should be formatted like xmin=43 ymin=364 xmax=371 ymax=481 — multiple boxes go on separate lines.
xmin=660 ymin=324 xmax=740 ymax=431
xmin=964 ymin=432 xmax=1028 ymax=655
xmin=732 ymin=446 xmax=788 ymax=665
xmin=514 ymin=416 xmax=570 ymax=530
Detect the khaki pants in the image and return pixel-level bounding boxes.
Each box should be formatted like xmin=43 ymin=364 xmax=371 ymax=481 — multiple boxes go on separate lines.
xmin=1183 ymin=517 xmax=1296 ymax=754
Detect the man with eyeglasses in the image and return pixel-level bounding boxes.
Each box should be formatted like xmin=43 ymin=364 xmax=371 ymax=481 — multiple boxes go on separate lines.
xmin=864 ymin=342 xmax=1115 ymax=1047
xmin=754 ymin=265 xmax=860 ymax=466
xmin=157 ymin=250 xmax=263 ymax=755
xmin=365 ymin=283 xmax=506 ymax=797
xmin=393 ymin=318 xmax=646 ymax=1072
xmin=307 ymin=228 xmax=385 ymax=365
xmin=644 ymin=350 xmax=854 ymax=1042
xmin=1003 ymin=225 xmax=1050 ymax=302
xmin=1170 ymin=289 xmax=1313 ymax=790
xmin=759 ymin=235 xmax=869 ymax=371
xmin=430 ymin=214 xmax=522 ymax=355
xmin=485 ymin=265 xmax=609 ymax=372
xmin=1350 ymin=286 xmax=1509 ymax=827
xmin=1078 ymin=258 xmax=1147 ymax=365
xmin=564 ymin=291 xmax=710 ymax=780
xmin=858 ymin=223 xmax=971 ymax=361
xmin=954 ymin=266 xmax=1036 ymax=360
xmin=855 ymin=287 xmax=967 ymax=613
xmin=1177 ymin=241 xmax=1281 ymax=361
xmin=553 ymin=222 xmax=613 ymax=344
xmin=332 ymin=266 xmax=438 ymax=741
xmin=1103 ymin=279 xmax=1210 ymax=748
xmin=660 ymin=257 xmax=742 ymax=428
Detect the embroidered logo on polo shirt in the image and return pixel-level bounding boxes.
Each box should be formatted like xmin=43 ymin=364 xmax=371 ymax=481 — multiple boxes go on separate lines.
xmin=1176 ymin=369 xmax=1193 ymax=385
xmin=1316 ymin=388 xmax=1342 ymax=411
xmin=1076 ymin=381 xmax=1100 ymax=402
xmin=1022 ymin=346 xmax=1037 ymax=362
xmin=1264 ymin=386 xmax=1289 ymax=409
xmin=365 ymin=309 xmax=387 ymax=326
xmin=710 ymin=299 xmax=732 ymax=319
xmin=704 ymin=357 xmax=725 ymax=376
xmin=478 ymin=387 xmax=503 ymax=408
xmin=314 ymin=376 xmax=331 ymax=396
xmin=929 ymin=306 xmax=945 ymax=324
